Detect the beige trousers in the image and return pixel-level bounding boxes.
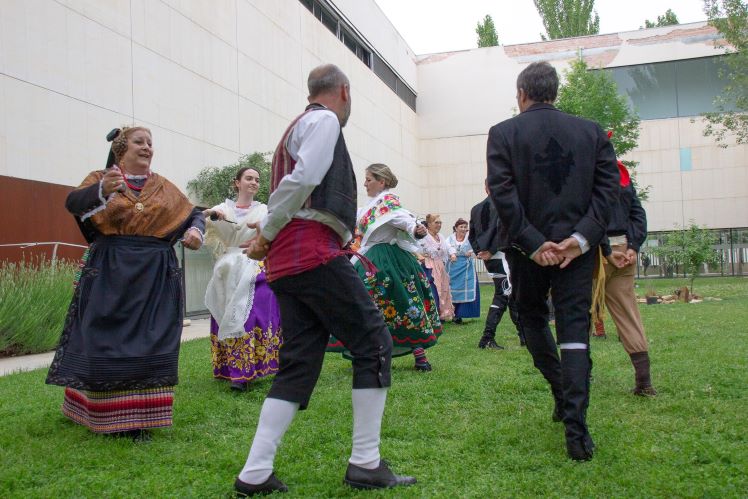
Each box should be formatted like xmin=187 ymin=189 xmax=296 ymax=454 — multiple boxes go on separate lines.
xmin=603 ymin=243 xmax=649 ymax=354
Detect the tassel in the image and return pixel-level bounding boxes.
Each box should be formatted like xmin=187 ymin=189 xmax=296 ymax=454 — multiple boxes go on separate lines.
xmin=589 ymin=247 xmax=607 ymax=325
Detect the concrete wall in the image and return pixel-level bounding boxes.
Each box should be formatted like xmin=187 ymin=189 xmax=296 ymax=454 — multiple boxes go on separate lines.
xmin=415 ymin=22 xmax=748 ymax=232
xmin=0 ymin=0 xmax=423 ymax=213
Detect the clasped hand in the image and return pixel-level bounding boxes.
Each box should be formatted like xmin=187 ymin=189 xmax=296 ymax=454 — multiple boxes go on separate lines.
xmin=240 ymin=222 xmax=271 ymax=260
xmin=531 ymin=237 xmax=582 ymax=269
xmin=606 ymin=248 xmax=637 ymax=269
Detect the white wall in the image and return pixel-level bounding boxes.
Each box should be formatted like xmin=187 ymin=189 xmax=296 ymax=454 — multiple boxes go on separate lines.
xmin=0 ymin=0 xmax=423 ymax=212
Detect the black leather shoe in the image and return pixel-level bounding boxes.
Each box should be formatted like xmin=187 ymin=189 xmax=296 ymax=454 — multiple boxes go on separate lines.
xmin=230 ymin=381 xmax=248 ymax=392
xmin=344 ymin=460 xmax=417 ymax=490
xmin=479 ymin=339 xmax=504 ymax=350
xmin=566 ymin=433 xmax=595 ymax=461
xmin=234 ymin=473 xmax=288 ymax=496
xmin=414 ymin=361 xmax=432 ymax=372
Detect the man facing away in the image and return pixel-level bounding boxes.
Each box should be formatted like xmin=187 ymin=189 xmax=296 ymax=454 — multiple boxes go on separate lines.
xmin=236 ymin=64 xmax=416 ymax=495
xmin=469 ymin=182 xmax=524 ymax=350
xmin=487 ymin=61 xmax=619 ymax=461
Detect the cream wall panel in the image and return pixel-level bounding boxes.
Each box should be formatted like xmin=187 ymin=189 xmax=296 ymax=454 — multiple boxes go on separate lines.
xmin=132 ymin=0 xmax=239 ymax=92
xmin=238 ymin=1 xmax=303 ymax=86
xmin=238 ymin=97 xmax=289 ymax=154
xmin=56 ymin=0 xmax=132 ymax=38
xmin=1 ymin=0 xmax=132 ymax=115
xmin=417 ymin=47 xmax=520 ymax=140
xmin=247 ymin=0 xmax=303 ymax=42
xmin=0 ymin=75 xmax=132 ymax=185
xmin=161 ymin=0 xmax=237 ymax=47
xmin=132 ymin=45 xmax=239 ymax=152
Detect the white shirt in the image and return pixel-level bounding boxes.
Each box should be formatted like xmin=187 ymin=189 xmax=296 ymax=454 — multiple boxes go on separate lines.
xmin=260 ymin=108 xmax=351 ymax=243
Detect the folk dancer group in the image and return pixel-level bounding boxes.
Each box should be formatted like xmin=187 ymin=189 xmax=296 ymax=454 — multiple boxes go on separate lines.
xmin=45 ymin=61 xmax=656 ymax=495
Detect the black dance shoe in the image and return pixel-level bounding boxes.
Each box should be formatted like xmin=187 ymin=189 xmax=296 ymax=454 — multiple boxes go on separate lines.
xmin=230 ymin=381 xmax=248 ymax=392
xmin=478 ymin=339 xmax=504 ymax=350
xmin=414 ymin=361 xmax=432 ymax=372
xmin=234 ymin=473 xmax=288 ymax=496
xmin=566 ymin=433 xmax=595 ymax=461
xmin=344 ymin=460 xmax=417 ymax=490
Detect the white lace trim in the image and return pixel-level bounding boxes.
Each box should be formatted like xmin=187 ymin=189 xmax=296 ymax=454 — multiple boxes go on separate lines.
xmin=80 ymin=179 xmax=114 ymax=222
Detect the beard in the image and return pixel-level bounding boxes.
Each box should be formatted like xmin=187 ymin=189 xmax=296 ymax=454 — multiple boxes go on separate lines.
xmin=340 ymin=100 xmax=352 ymax=127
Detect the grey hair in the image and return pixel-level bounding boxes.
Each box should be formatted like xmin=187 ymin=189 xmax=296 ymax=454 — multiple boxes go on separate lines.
xmin=366 ymin=163 xmax=398 ymax=189
xmin=308 ymin=64 xmax=349 ymax=98
xmin=516 ymin=61 xmax=559 ymax=103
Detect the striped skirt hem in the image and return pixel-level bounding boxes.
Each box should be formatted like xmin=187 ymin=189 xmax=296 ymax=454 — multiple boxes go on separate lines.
xmin=62 ymin=386 xmax=174 ymax=434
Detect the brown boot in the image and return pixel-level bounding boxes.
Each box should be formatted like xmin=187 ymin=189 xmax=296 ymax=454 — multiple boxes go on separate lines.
xmin=630 ymin=351 xmax=657 ymax=396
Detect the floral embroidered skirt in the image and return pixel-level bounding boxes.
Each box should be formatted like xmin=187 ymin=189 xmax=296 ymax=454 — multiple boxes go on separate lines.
xmin=210 ymin=270 xmax=282 ymax=383
xmin=328 ymin=243 xmax=442 ymax=358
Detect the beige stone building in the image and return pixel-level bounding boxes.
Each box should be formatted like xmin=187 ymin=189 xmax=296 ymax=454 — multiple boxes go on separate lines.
xmin=1 ymin=0 xmax=745 ymax=308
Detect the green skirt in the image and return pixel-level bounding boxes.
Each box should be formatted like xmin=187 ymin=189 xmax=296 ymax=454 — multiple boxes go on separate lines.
xmin=328 ymin=243 xmax=442 ymax=358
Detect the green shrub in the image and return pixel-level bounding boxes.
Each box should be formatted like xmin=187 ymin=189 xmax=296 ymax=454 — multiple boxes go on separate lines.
xmin=0 ymin=258 xmax=76 ymax=356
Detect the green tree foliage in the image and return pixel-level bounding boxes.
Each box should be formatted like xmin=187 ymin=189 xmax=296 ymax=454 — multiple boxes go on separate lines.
xmin=534 ymin=0 xmax=600 ymax=40
xmin=702 ymin=0 xmax=748 ymax=146
xmin=643 ymin=9 xmax=680 ymax=28
xmin=555 ymin=59 xmax=644 ymax=195
xmin=650 ymin=222 xmax=720 ymax=294
xmin=187 ymin=152 xmax=271 ymax=207
xmin=476 ymin=14 xmax=500 ymax=47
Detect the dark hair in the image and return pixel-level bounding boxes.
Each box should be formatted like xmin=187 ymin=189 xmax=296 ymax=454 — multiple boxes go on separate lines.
xmin=516 ymin=61 xmax=559 ymax=103
xmin=453 ymin=218 xmax=468 ymax=232
xmin=233 ymin=167 xmax=259 ymax=191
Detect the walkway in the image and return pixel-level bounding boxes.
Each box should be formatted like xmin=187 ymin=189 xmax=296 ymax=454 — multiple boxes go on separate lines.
xmin=0 ymin=318 xmax=212 ymax=377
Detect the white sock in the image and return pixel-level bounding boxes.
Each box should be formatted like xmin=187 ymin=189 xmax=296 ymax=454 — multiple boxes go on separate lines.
xmin=238 ymin=398 xmax=299 ymax=484
xmin=349 ymin=388 xmax=388 ymax=469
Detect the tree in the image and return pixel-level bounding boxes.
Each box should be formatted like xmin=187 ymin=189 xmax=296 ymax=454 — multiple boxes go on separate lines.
xmin=534 ymin=0 xmax=600 ymax=40
xmin=702 ymin=0 xmax=748 ymax=146
xmin=554 ymin=58 xmax=645 ymax=196
xmin=187 ymin=152 xmax=271 ymax=207
xmin=643 ymin=8 xmax=680 ymax=28
xmin=650 ymin=222 xmax=720 ymax=294
xmin=476 ymin=14 xmax=499 ymax=47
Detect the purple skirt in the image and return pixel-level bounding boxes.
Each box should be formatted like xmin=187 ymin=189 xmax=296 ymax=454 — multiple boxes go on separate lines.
xmin=210 ymin=269 xmax=282 ymax=383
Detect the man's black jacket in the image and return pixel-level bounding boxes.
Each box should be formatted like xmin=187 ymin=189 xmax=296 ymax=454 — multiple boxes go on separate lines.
xmin=486 ymin=103 xmax=619 ymax=255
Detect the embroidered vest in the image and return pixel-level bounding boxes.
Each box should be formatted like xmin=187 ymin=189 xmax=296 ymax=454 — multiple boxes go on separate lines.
xmin=271 ymin=103 xmax=357 ymax=233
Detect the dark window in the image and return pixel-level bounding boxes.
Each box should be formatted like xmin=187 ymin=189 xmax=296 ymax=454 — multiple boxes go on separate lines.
xmin=373 ymin=54 xmax=397 ymax=91
xmin=342 ymin=29 xmax=358 ymax=54
xmin=299 ymin=0 xmax=416 ymax=111
xmin=607 ymin=56 xmax=733 ymax=120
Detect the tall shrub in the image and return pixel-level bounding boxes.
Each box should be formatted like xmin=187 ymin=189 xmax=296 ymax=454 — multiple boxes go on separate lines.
xmin=0 ymin=258 xmax=76 ymax=355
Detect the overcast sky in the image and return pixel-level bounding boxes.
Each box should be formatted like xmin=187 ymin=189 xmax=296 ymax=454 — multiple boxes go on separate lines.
xmin=373 ymin=0 xmax=708 ymax=54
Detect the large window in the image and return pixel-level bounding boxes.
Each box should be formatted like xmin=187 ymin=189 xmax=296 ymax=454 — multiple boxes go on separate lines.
xmin=299 ymin=0 xmax=416 ymax=111
xmin=608 ymin=56 xmax=733 ymax=120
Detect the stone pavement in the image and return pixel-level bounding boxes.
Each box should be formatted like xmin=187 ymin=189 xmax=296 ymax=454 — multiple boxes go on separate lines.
xmin=0 ymin=318 xmax=212 ymax=377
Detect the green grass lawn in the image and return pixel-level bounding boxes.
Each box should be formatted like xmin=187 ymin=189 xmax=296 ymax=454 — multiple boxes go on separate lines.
xmin=1 ymin=276 xmax=746 ymax=497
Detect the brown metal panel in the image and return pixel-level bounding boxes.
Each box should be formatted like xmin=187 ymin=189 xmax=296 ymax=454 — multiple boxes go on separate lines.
xmin=0 ymin=175 xmax=88 ymax=263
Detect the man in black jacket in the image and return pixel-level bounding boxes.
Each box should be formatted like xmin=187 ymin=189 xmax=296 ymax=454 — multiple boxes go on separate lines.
xmin=469 ymin=184 xmax=523 ymax=349
xmin=487 ymin=61 xmax=619 ymax=461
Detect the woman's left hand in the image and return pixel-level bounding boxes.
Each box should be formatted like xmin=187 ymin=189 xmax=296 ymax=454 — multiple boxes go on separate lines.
xmin=449 ymin=254 xmax=457 ymax=262
xmin=182 ymin=228 xmax=203 ymax=250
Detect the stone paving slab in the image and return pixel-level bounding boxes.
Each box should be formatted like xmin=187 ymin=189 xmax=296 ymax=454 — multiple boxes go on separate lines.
xmin=0 ymin=318 xmax=212 ymax=377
